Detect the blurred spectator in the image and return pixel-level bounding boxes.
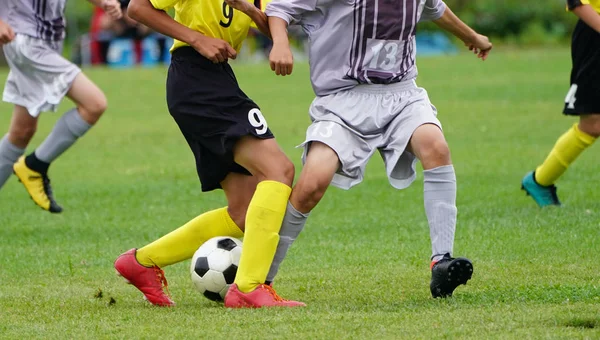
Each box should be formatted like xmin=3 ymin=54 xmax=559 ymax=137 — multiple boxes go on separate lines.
xmin=90 ymin=0 xmax=167 ymax=65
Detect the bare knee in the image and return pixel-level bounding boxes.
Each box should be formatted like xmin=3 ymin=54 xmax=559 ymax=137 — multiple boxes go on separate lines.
xmin=234 ymin=137 xmax=295 ymax=186
xmin=410 ymin=124 xmax=452 ymax=169
xmin=258 ymin=156 xmax=295 ymax=187
xmin=279 ymin=159 xmax=295 ymax=186
xmin=78 ymin=93 xmax=108 ymax=124
xmin=579 ymin=115 xmax=600 ymax=137
xmin=291 ymin=177 xmax=329 ymax=213
xmin=418 ymin=139 xmax=451 ymax=169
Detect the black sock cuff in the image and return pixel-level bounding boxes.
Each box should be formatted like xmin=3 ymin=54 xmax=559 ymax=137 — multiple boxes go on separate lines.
xmin=25 ymin=152 xmax=50 ymax=175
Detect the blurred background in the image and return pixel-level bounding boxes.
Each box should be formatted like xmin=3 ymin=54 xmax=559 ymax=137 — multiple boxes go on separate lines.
xmin=0 ymin=0 xmax=578 ymax=68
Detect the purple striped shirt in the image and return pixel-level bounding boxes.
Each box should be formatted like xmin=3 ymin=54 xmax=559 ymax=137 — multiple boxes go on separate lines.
xmin=266 ymin=0 xmax=446 ymax=96
xmin=3 ymin=0 xmax=67 ymax=42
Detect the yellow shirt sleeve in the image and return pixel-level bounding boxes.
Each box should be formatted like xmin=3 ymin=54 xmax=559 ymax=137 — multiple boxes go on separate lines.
xmin=149 ymin=0 xmax=180 ymax=11
xmin=567 ymin=0 xmax=590 ymax=11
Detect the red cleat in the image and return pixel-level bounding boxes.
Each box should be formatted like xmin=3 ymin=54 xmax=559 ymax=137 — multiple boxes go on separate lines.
xmin=114 ymin=249 xmax=175 ymax=307
xmin=224 ymin=283 xmax=306 ymax=308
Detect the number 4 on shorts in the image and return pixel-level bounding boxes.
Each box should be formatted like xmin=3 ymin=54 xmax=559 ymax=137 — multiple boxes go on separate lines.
xmin=565 ymin=84 xmax=578 ymax=109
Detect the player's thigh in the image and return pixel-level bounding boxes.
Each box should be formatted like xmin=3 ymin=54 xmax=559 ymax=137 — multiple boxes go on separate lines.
xmin=66 ymin=72 xmax=107 ymax=123
xmin=221 ymin=173 xmax=260 ymax=230
xmin=304 ymin=120 xmax=375 ymax=190
xmin=232 ymin=136 xmax=294 ymax=186
xmin=408 ymin=123 xmax=451 ymax=169
xmin=7 ymin=105 xmax=38 ymax=147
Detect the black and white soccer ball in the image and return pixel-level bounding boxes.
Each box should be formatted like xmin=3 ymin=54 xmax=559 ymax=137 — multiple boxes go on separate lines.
xmin=190 ymin=236 xmax=242 ymax=301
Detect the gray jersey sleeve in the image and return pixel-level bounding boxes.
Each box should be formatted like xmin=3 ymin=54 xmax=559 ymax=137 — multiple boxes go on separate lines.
xmin=419 ymin=0 xmax=446 ymax=22
xmin=5 ymin=0 xmax=67 ymax=41
xmin=265 ymin=0 xmax=318 ymax=25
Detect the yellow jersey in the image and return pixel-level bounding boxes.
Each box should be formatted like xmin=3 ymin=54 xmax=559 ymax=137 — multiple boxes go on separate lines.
xmin=149 ymin=0 xmax=267 ymax=52
xmin=567 ymin=0 xmax=600 ymax=13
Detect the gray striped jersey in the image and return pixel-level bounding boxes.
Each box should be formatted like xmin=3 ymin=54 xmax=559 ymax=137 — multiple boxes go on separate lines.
xmin=266 ymin=0 xmax=446 ymax=96
xmin=3 ymin=0 xmax=67 ymax=42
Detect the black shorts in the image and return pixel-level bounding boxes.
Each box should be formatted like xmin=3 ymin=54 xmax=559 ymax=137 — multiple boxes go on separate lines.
xmin=166 ymin=47 xmax=274 ymax=191
xmin=563 ymin=20 xmax=600 ymax=115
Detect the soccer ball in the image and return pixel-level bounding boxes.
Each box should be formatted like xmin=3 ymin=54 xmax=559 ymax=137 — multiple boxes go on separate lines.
xmin=190 ymin=236 xmax=242 ymax=301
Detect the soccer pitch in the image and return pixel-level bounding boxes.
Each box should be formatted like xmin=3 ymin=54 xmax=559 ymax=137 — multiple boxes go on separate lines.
xmin=0 ymin=48 xmax=598 ymax=339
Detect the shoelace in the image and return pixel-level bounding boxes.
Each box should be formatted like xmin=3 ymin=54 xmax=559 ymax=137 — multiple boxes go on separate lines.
xmin=261 ymin=284 xmax=285 ymax=302
xmin=153 ymin=267 xmax=172 ymax=297
xmin=42 ymin=176 xmax=55 ymax=198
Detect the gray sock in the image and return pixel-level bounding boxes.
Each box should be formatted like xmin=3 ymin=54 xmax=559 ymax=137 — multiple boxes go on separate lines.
xmin=424 ymin=165 xmax=457 ymax=262
xmin=0 ymin=135 xmax=26 ymax=189
xmin=35 ymin=108 xmax=92 ymax=163
xmin=266 ymin=202 xmax=309 ymax=283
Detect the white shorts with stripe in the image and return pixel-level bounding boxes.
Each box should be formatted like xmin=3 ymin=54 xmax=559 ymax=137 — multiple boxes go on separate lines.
xmin=2 ymin=34 xmax=81 ymax=117
xmin=301 ymin=80 xmax=441 ymax=190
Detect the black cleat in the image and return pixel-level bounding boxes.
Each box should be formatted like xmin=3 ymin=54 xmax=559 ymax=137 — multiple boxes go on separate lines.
xmin=42 ymin=176 xmax=63 ymax=213
xmin=430 ymin=253 xmax=473 ymax=298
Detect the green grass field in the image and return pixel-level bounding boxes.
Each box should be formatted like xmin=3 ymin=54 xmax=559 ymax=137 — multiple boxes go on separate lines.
xmin=0 ymin=48 xmax=599 ymax=339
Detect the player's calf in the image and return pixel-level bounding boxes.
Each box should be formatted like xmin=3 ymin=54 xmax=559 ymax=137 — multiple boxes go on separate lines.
xmin=7 ymin=105 xmax=38 ymax=148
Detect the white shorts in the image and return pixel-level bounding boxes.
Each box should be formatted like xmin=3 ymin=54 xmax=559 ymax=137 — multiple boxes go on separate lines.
xmin=2 ymin=34 xmax=81 ymax=117
xmin=301 ymin=80 xmax=441 ymax=190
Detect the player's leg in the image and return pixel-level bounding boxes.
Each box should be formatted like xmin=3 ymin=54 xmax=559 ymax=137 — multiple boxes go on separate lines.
xmin=15 ymin=73 xmax=101 ymax=213
xmin=265 ymin=142 xmax=339 ymax=284
xmin=224 ymin=135 xmax=308 ymax=307
xmin=523 ymin=118 xmax=597 ymax=207
xmin=6 ymin=36 xmax=83 ymax=212
xmin=266 ymin=91 xmax=375 ymax=285
xmin=266 ymin=89 xmax=376 ymax=284
xmin=578 ymin=114 xmax=600 ymax=137
xmin=409 ymin=123 xmax=472 ymax=298
xmin=522 ymin=20 xmax=600 ymax=207
xmin=0 ymin=105 xmax=35 ymax=189
xmin=133 ymin=172 xmax=254 ymax=268
xmin=409 ymin=123 xmax=455 ymax=260
xmin=114 ymin=173 xmax=256 ymax=307
xmin=21 ymin=72 xmax=105 ymax=183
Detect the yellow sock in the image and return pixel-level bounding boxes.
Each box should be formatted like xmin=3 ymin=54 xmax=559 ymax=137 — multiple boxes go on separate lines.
xmin=136 ymin=207 xmax=243 ymax=268
xmin=535 ymin=123 xmax=596 ymax=186
xmin=234 ymin=180 xmax=291 ymax=293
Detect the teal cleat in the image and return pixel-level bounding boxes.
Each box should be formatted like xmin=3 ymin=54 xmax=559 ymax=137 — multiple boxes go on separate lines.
xmin=521 ymin=171 xmax=561 ymax=207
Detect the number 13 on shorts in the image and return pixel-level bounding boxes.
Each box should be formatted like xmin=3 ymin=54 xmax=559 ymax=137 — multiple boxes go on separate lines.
xmin=310 ymin=121 xmax=336 ymax=138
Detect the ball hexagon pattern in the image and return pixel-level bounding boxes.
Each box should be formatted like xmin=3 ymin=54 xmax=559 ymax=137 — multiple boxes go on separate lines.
xmin=190 ymin=236 xmax=243 ymax=302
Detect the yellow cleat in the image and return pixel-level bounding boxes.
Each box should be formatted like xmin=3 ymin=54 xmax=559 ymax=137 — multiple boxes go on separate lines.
xmin=13 ymin=156 xmax=63 ymax=213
